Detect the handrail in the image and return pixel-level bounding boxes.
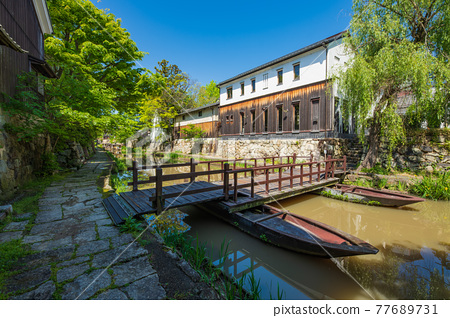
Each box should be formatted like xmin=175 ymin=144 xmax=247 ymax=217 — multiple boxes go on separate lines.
xmin=126 ymin=154 xmax=346 ymax=214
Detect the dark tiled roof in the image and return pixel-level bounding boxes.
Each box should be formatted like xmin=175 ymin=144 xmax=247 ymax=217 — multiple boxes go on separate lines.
xmin=218 ymin=31 xmax=347 ymax=87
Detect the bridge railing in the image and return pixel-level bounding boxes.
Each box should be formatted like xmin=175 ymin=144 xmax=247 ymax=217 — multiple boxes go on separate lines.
xmin=126 ymin=154 xmax=346 ymax=214
xmin=127 ymin=153 xmax=313 ymax=189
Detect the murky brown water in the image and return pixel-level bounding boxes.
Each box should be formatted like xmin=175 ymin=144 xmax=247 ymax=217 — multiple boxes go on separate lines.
xmin=181 ymin=195 xmax=449 ymax=300
xmin=118 ymin=165 xmax=449 ymax=300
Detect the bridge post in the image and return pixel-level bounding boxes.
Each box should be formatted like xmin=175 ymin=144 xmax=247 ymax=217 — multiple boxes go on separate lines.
xmin=190 ymin=158 xmax=196 ymax=183
xmin=233 ymin=172 xmax=238 ymax=202
xmin=132 ymin=161 xmax=138 ymax=191
xmin=293 ymin=153 xmax=297 ymax=164
xmin=326 ymin=155 xmax=331 ymax=180
xmin=290 ymin=162 xmax=294 ymax=188
xmin=300 ymin=164 xmax=304 ymax=186
xmin=251 ymin=170 xmax=255 ymax=198
xmin=223 ymin=163 xmax=230 ymax=201
xmin=278 ymin=168 xmax=282 ymax=191
xmin=155 ymin=167 xmax=163 ymax=215
xmin=317 ymin=161 xmax=321 ymax=182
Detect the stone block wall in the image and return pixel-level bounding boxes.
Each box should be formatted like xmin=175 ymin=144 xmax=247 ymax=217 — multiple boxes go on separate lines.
xmin=0 ymin=109 xmax=50 ymax=200
xmin=172 ymin=137 xmax=352 ymax=161
xmin=171 ymin=131 xmax=449 ymax=172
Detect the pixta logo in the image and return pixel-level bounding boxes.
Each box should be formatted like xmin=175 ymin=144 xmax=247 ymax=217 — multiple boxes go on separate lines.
xmin=125 ymin=125 xmax=168 ymax=167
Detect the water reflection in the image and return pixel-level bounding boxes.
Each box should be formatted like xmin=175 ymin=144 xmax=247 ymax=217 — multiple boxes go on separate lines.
xmin=276 ymin=195 xmax=450 ymax=299
xmin=182 ymin=205 xmax=373 ymax=300
xmin=181 ymin=194 xmax=449 ymax=300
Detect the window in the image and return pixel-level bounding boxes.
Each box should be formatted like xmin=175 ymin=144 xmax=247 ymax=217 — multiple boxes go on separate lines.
xmin=198 ymin=111 xmax=202 ymax=117
xmin=263 ymin=108 xmax=268 ymax=132
xmin=293 ymin=63 xmax=300 ymax=81
xmin=293 ymin=102 xmax=300 ymax=131
xmin=227 ymin=86 xmax=233 ymax=99
xmin=251 ymin=110 xmax=256 ymax=133
xmin=230 ymin=115 xmax=234 ymax=122
xmin=277 ymin=105 xmax=283 ymax=132
xmin=263 ymin=73 xmax=268 ymax=89
xmin=226 ymin=115 xmax=230 ymax=122
xmin=277 ymin=69 xmax=283 ymax=85
xmin=251 ymin=78 xmax=256 ymax=92
xmin=240 ymin=82 xmax=245 ymax=95
xmin=240 ymin=112 xmax=245 ymax=134
xmin=182 ymin=115 xmax=186 ymax=120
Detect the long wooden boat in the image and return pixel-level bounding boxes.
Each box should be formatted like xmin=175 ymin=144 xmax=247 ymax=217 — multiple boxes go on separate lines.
xmin=197 ymin=202 xmax=379 ymax=258
xmin=322 ymin=184 xmax=425 ymax=207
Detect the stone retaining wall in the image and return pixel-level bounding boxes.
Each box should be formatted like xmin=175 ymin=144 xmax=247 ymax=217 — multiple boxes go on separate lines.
xmin=1 ymin=107 xmax=95 ymax=200
xmin=172 ymin=137 xmax=352 ymax=161
xmin=171 ymin=131 xmax=449 ymax=172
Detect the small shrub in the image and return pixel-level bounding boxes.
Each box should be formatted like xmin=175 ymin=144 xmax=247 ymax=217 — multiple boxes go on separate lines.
xmin=119 ymin=216 xmax=144 ymax=234
xmin=181 ymin=124 xmax=206 ymax=139
xmin=410 ymin=172 xmax=450 ymax=200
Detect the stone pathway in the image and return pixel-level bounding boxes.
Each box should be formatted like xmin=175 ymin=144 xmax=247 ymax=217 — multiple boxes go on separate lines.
xmin=0 ymin=150 xmax=168 ymax=300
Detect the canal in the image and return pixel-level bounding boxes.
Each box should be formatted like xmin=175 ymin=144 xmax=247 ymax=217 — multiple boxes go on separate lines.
xmin=180 ymin=195 xmax=449 ymax=300
xmin=114 ymin=159 xmax=449 ymax=300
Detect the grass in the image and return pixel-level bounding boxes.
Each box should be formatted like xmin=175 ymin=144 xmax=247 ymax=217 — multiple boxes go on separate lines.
xmin=0 ymin=171 xmax=69 ymax=297
xmin=321 ymin=190 xmax=381 ymax=206
xmin=410 ymin=172 xmax=450 ymax=200
xmin=0 ymin=239 xmax=34 ymax=297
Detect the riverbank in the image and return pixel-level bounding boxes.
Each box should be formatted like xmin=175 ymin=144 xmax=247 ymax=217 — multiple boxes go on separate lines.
xmin=0 ymin=150 xmax=221 ymax=300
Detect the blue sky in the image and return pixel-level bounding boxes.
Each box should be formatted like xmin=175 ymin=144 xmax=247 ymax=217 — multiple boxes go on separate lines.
xmin=95 ymin=0 xmax=353 ymax=86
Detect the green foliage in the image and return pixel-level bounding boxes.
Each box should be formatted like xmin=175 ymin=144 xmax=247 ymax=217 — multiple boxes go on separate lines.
xmin=140 ymin=60 xmax=193 ymax=131
xmin=110 ymin=175 xmax=128 ymax=194
xmin=410 ymin=172 xmax=450 ymax=200
xmin=181 ymin=124 xmax=206 ymax=139
xmin=321 ymin=189 xmax=381 ymax=206
xmin=0 ymin=240 xmax=31 ymax=273
xmin=190 ymin=80 xmax=220 ymax=107
xmin=119 ymin=216 xmax=144 ymax=234
xmin=37 ymin=152 xmax=61 ymax=177
xmin=361 ymin=163 xmax=391 ymax=175
xmin=336 ymin=0 xmax=450 ymax=169
xmin=0 ymin=73 xmax=56 ymax=143
xmin=46 ymin=0 xmax=147 ymax=115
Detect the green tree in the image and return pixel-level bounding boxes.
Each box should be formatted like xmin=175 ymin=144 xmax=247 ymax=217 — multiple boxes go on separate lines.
xmin=45 ymin=0 xmax=148 ymax=116
xmin=336 ymin=0 xmax=450 ymax=170
xmin=191 ymin=80 xmax=220 ymax=107
xmin=140 ymin=60 xmax=193 ymax=132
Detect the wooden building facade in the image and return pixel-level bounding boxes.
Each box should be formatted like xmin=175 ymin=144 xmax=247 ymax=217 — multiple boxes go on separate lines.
xmin=0 ymin=0 xmax=56 ymax=100
xmin=174 ymin=102 xmax=220 ymax=138
xmin=218 ymin=32 xmax=351 ymax=138
xmin=220 ymin=81 xmax=332 ymax=136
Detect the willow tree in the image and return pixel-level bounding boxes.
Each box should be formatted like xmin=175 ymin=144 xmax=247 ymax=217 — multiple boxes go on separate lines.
xmin=337 ymin=0 xmax=450 ymax=170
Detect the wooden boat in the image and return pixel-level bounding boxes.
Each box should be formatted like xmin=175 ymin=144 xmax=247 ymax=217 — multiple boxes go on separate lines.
xmin=197 ymin=203 xmax=379 ymax=258
xmin=322 ymin=184 xmax=425 ymax=207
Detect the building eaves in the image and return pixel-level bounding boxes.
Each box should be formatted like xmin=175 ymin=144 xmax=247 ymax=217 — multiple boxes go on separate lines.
xmin=32 ymin=0 xmax=53 ymax=34
xmin=0 ymin=24 xmax=29 ymax=53
xmin=178 ymin=102 xmax=219 ymax=116
xmin=218 ymin=31 xmax=347 ymax=87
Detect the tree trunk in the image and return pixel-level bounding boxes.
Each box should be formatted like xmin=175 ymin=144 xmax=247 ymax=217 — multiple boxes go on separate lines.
xmin=356 ymin=106 xmax=383 ymax=172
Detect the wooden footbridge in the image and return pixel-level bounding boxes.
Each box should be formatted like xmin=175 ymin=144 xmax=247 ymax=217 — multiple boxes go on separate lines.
xmin=103 ymin=154 xmax=347 ymax=225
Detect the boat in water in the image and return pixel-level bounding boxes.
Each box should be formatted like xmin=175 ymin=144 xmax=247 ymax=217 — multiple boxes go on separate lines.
xmin=197 ymin=203 xmax=379 ymax=258
xmin=322 ymin=184 xmax=426 ymax=207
